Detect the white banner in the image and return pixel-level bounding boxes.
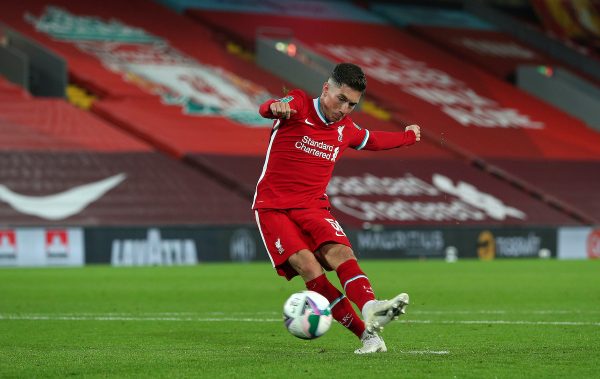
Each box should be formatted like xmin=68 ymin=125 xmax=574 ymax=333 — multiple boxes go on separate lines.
xmin=0 ymin=228 xmax=84 ymax=267
xmin=557 ymin=227 xmax=598 ymax=260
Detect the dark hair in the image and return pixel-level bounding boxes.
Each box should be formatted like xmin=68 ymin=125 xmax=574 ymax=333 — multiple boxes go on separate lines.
xmin=330 ymin=63 xmax=367 ymax=92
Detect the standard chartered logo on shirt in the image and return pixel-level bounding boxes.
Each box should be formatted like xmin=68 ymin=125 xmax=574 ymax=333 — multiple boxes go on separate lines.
xmin=295 ymin=136 xmax=339 ymax=162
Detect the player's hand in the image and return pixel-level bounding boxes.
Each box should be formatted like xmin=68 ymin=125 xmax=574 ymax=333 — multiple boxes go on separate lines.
xmin=270 ymin=101 xmax=297 ymax=119
xmin=405 ymin=124 xmax=421 ymax=142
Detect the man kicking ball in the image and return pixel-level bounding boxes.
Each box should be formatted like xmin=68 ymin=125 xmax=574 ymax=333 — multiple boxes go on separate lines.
xmin=253 ymin=63 xmax=420 ymax=353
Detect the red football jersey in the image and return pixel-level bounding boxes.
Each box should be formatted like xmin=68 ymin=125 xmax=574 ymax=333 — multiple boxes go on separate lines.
xmin=253 ymin=89 xmax=415 ymax=210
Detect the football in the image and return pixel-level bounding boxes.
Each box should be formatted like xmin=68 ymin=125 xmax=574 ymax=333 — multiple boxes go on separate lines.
xmin=283 ymin=290 xmax=333 ymax=340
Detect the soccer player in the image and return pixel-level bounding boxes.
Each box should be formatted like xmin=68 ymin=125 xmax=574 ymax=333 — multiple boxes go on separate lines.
xmin=253 ymin=63 xmax=420 ymax=354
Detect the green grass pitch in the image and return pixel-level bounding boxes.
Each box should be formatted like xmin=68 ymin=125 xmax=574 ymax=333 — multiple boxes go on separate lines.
xmin=1 ymin=259 xmax=599 ymax=378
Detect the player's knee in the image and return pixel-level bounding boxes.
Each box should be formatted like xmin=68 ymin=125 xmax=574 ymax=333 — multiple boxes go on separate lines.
xmin=319 ymin=244 xmax=356 ymax=269
xmin=288 ymin=250 xmax=323 ymax=280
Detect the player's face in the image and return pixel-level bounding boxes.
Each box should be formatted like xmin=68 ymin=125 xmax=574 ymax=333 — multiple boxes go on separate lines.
xmin=320 ymin=82 xmax=362 ymax=123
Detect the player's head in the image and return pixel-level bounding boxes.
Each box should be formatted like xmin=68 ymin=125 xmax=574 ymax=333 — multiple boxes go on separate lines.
xmin=330 ymin=63 xmax=367 ymax=93
xmin=320 ymin=63 xmax=366 ymax=123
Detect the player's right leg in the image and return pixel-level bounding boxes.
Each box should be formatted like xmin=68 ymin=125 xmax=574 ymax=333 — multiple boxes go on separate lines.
xmin=361 ymin=293 xmax=409 ymax=333
xmin=254 ymin=210 xmax=369 ymax=344
xmin=317 ymin=243 xmax=409 ymax=333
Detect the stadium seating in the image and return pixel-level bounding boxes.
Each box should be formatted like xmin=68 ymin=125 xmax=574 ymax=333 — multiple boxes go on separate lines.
xmin=370 ymin=3 xmax=600 ymax=86
xmin=0 ymin=87 xmax=253 ymax=226
xmin=0 ymin=76 xmax=31 ymax=100
xmin=1 ymin=0 xmax=598 ymax=229
xmin=184 ymin=2 xmax=600 ymax=224
xmin=530 ymin=0 xmax=600 ymax=63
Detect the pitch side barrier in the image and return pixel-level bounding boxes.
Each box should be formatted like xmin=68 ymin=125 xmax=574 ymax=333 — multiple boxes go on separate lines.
xmin=83 ymin=226 xmax=560 ymax=265
xmin=0 ymin=225 xmax=569 ymax=267
xmin=76 ymin=224 xmax=600 ymax=263
xmin=5 ymin=224 xmax=599 ymax=267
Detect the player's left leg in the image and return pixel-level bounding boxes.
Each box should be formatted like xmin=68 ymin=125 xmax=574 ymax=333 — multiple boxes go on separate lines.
xmin=305 ymin=273 xmax=366 ymax=339
xmin=354 ymin=330 xmax=387 ymax=354
xmin=288 ymin=250 xmax=367 ymax=340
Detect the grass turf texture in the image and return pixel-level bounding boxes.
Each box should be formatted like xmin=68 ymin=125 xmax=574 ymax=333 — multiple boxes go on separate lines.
xmin=1 ymin=260 xmax=599 ymax=378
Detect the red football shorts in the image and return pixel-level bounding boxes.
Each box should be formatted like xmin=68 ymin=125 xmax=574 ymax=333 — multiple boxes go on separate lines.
xmin=254 ymin=208 xmax=352 ymax=280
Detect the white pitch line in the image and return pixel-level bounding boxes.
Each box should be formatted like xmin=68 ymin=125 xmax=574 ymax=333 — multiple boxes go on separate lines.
xmin=411 ymin=310 xmax=600 ymax=315
xmin=12 ymin=309 xmax=598 ymax=318
xmin=35 ymin=310 xmax=599 ymax=317
xmin=401 ymin=350 xmax=450 ymax=355
xmin=405 ymin=319 xmax=600 ymax=326
xmin=0 ymin=315 xmax=281 ymax=322
xmin=0 ymin=314 xmax=599 ymax=326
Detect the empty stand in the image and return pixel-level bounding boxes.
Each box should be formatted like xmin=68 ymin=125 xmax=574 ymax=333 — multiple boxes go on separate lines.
xmin=0 ymin=151 xmax=253 ymax=225
xmin=488 ymin=159 xmax=600 ymax=223
xmin=1 ymin=0 xmax=597 ymax=230
xmin=187 ymin=10 xmax=600 ymax=157
xmin=407 ymin=26 xmax=561 ymax=82
xmin=0 ymin=99 xmax=150 ymax=151
xmin=0 ymin=90 xmax=252 ymax=225
xmin=0 ymin=75 xmax=31 ymax=99
xmin=185 ymin=3 xmax=600 ymax=224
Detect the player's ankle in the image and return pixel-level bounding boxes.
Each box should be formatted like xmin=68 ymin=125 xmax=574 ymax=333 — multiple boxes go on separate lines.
xmin=361 ymin=299 xmax=376 ymax=315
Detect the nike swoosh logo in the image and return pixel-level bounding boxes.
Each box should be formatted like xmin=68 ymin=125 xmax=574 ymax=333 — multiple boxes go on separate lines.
xmin=0 ymin=173 xmax=126 ymax=220
xmin=305 ymin=118 xmax=315 ymax=126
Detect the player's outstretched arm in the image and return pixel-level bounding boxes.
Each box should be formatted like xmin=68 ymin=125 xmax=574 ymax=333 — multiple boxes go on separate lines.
xmin=258 ymin=100 xmax=298 ymax=119
xmin=359 ymin=124 xmax=421 ymax=151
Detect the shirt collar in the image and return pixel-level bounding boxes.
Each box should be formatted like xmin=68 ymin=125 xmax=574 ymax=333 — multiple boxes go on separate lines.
xmin=313 ymin=97 xmax=334 ymax=125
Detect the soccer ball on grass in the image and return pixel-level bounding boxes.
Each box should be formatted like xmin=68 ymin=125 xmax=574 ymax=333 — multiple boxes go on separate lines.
xmin=283 ymin=290 xmax=332 ymax=339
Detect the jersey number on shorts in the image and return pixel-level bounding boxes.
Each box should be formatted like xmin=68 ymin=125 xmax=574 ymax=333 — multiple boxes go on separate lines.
xmin=325 ymin=218 xmax=346 ymax=237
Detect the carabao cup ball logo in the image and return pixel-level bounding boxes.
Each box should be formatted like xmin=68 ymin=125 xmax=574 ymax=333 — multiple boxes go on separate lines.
xmin=283 ymin=291 xmax=332 ymax=340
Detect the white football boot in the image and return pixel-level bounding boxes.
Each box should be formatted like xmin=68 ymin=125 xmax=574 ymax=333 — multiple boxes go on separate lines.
xmin=362 ymin=293 xmax=409 ymax=333
xmin=354 ymin=330 xmax=387 ymax=354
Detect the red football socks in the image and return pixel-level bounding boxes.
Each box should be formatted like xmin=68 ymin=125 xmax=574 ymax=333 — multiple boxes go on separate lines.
xmin=306 ymin=274 xmax=365 ymax=338
xmin=336 ymin=259 xmax=376 ymax=312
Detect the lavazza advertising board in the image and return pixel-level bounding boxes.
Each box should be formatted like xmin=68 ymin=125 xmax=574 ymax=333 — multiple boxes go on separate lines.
xmin=0 ymin=226 xmax=562 ymax=267
xmin=82 ymin=226 xmax=558 ymax=267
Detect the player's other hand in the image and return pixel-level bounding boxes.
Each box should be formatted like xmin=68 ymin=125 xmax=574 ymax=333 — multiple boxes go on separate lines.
xmin=270 ymin=101 xmax=297 ymax=119
xmin=405 ymin=124 xmax=421 ymax=142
